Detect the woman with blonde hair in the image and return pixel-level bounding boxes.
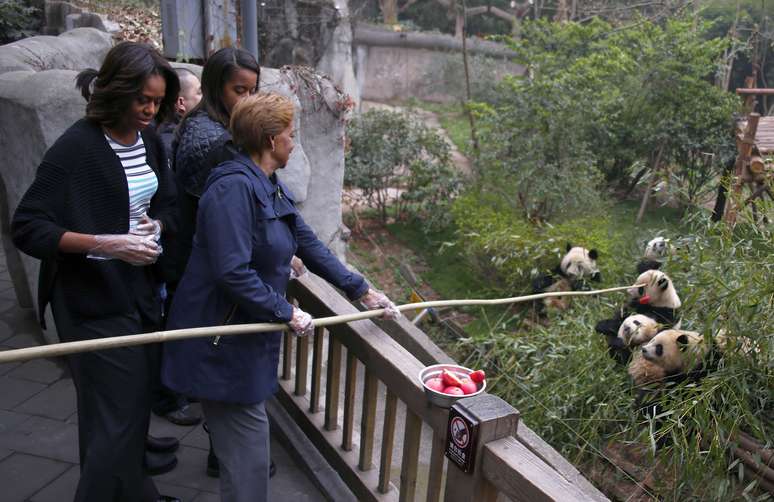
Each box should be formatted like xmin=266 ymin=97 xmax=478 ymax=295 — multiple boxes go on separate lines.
xmin=162 ymin=93 xmax=398 ymax=501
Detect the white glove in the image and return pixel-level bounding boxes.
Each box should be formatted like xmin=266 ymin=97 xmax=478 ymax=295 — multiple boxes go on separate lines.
xmin=288 ymin=306 xmax=314 ymax=337
xmin=130 ymin=213 xmax=162 ymax=248
xmin=87 ymin=234 xmax=161 ymax=266
xmin=289 ymin=255 xmax=307 ymax=279
xmin=359 ymin=288 xmax=400 ymax=320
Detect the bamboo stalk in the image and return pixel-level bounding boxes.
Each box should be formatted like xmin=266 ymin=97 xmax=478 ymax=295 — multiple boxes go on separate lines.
xmin=0 ymin=284 xmax=640 ymax=364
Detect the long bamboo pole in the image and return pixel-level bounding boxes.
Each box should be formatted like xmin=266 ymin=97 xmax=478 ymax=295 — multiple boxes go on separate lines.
xmin=0 ymin=284 xmax=640 ymax=364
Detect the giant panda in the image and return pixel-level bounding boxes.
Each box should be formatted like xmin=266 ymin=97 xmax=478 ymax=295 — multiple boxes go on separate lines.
xmin=627 ymin=329 xmax=707 ymax=386
xmin=604 ymin=313 xmax=663 ymax=365
xmin=531 ymin=243 xmax=601 ymax=318
xmin=627 ymin=329 xmax=722 ymax=448
xmin=636 ymin=237 xmax=670 ymax=274
xmin=596 ymin=269 xmax=681 ymax=364
xmin=617 ymin=314 xmax=661 ymax=347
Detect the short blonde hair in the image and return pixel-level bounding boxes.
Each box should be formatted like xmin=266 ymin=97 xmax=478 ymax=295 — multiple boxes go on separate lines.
xmin=230 ymin=93 xmax=294 ymax=154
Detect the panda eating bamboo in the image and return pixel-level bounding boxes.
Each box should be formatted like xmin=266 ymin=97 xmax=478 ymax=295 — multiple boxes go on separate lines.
xmin=531 ymin=243 xmax=601 ymax=319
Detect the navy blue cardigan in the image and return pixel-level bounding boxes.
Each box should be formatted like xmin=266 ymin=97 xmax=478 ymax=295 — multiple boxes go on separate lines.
xmin=162 ymin=154 xmax=367 ymax=404
xmin=12 ymin=118 xmax=177 ymax=324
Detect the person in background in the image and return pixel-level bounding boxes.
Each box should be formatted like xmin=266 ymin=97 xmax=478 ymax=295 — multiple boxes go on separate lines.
xmin=162 ymin=92 xmax=400 ymax=502
xmin=151 ymin=66 xmax=204 ymax=427
xmin=11 ymin=42 xmax=180 ymax=502
xmin=173 ymin=47 xmax=260 ymax=281
xmin=156 ymin=68 xmax=201 ymax=161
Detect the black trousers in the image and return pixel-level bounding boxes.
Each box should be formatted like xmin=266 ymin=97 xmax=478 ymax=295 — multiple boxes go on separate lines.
xmin=52 ymin=282 xmax=160 ymax=502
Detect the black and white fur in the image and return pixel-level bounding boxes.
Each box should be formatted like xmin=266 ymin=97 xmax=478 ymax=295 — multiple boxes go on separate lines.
xmin=596 ymin=270 xmax=681 ymax=364
xmin=636 ymin=237 xmax=670 ymax=273
xmin=531 ymin=243 xmax=601 ymax=317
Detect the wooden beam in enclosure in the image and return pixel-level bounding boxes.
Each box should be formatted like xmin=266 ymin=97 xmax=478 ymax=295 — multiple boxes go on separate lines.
xmin=736 ymin=88 xmax=774 ymax=95
xmin=726 ymin=113 xmax=761 ymax=225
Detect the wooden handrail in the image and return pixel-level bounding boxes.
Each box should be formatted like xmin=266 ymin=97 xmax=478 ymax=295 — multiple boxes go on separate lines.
xmin=482 ymin=436 xmax=592 ymax=501
xmin=288 ymin=274 xmax=451 ymax=434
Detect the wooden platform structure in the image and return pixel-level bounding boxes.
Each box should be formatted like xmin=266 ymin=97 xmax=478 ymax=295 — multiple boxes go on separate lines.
xmin=724 ymin=87 xmax=774 ymax=224
xmin=738 ymin=115 xmax=774 ymax=154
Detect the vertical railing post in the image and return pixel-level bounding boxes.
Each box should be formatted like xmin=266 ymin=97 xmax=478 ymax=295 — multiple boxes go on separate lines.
xmin=443 ymin=394 xmax=520 ymax=502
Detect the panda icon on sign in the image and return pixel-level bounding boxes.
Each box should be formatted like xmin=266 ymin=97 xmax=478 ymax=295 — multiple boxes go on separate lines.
xmin=450 ymin=416 xmax=469 ymax=449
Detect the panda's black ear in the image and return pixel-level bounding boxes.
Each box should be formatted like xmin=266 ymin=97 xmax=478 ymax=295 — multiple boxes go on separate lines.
xmin=566 ymin=242 xmax=572 ymax=252
xmin=676 ymin=334 xmax=689 ymax=350
xmin=657 ymin=277 xmax=669 ymax=291
xmin=589 ymin=249 xmax=598 ymax=260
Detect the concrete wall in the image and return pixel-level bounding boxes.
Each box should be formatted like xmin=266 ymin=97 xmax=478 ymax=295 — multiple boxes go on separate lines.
xmin=354 ymin=28 xmax=523 ymax=104
xmin=0 ymin=30 xmax=352 ymax=342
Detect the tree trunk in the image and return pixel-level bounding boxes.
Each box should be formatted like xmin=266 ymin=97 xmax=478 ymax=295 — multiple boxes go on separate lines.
xmin=636 ymin=145 xmax=665 ymax=225
xmin=555 ymin=0 xmax=569 ymax=22
xmin=379 ymin=0 xmax=399 ymax=25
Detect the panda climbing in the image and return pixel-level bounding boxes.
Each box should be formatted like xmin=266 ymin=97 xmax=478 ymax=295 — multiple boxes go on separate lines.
xmin=595 ymin=269 xmax=681 ymax=364
xmin=531 ymin=243 xmax=601 ymax=318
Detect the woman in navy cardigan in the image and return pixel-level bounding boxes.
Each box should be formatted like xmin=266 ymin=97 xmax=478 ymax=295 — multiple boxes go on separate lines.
xmin=12 ymin=43 xmax=180 ymax=502
xmin=162 ymin=93 xmax=398 ymax=502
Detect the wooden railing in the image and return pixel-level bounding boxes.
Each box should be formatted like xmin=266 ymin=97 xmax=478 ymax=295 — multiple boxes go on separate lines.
xmin=280 ymin=273 xmax=608 ymax=501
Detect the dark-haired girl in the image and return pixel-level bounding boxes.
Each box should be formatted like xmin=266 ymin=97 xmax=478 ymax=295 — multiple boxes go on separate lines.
xmin=172 ymin=47 xmax=260 ymax=279
xmin=12 ymin=42 xmax=179 ymax=502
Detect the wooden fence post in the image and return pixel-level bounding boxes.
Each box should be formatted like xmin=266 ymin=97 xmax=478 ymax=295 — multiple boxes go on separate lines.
xmin=443 ymin=394 xmax=520 ymax=502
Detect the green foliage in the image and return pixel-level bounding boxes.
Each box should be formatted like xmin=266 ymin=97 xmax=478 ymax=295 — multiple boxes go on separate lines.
xmin=345 ymin=109 xmax=462 ymax=229
xmin=448 ymin=193 xmax=654 ymax=291
xmin=0 ymin=0 xmax=39 ymax=44
xmin=404 ymin=99 xmax=472 ymax=154
xmin=472 ymin=17 xmax=740 ymax=219
xmin=455 ymin=211 xmax=773 ymax=500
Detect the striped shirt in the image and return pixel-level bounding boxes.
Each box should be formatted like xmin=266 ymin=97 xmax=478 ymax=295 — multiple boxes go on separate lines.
xmin=105 ymin=133 xmax=159 ymax=230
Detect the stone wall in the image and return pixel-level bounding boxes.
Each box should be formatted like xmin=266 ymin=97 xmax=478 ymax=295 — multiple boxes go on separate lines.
xmin=353 ymin=25 xmax=523 ymax=104
xmin=0 ymin=30 xmax=351 ymax=342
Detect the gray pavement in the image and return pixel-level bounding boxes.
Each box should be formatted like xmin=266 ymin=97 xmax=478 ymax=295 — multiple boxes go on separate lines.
xmin=0 ymin=245 xmax=325 ymax=502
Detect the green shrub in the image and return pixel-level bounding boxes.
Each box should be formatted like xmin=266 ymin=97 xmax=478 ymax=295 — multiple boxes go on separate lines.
xmin=345 ymin=108 xmax=461 ymax=229
xmin=449 ymin=192 xmax=625 ymax=292
xmin=0 ymin=0 xmax=39 ymax=44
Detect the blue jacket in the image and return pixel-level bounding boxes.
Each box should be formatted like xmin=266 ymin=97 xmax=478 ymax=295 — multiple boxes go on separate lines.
xmin=161 ymin=153 xmax=368 ymax=404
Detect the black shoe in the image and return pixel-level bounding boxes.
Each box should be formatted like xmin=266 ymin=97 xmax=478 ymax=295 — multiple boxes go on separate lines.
xmin=164 ymin=405 xmax=202 ymax=426
xmin=146 ymin=434 xmax=179 ymax=453
xmin=157 ymin=496 xmax=181 ymax=502
xmin=144 ymin=451 xmax=178 ymax=476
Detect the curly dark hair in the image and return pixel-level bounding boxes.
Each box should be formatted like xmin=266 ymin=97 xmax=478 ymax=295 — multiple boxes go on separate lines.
xmin=75 ymin=42 xmax=180 ymax=127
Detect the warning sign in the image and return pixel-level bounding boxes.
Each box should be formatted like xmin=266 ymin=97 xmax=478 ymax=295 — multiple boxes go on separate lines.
xmin=445 ymin=404 xmax=479 ymax=473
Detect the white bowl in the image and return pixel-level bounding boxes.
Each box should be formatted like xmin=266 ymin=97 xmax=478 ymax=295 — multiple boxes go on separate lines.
xmin=419 ymin=363 xmax=486 ymax=408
